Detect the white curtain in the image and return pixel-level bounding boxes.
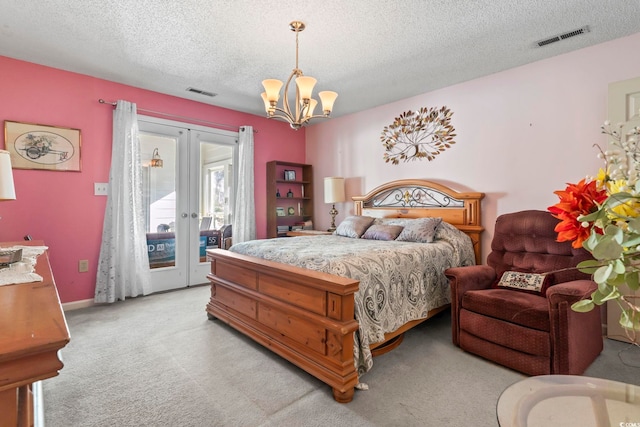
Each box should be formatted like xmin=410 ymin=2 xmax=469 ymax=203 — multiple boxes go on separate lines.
xmin=94 ymin=100 xmax=151 ymax=303
xmin=232 ymin=126 xmax=255 ymax=244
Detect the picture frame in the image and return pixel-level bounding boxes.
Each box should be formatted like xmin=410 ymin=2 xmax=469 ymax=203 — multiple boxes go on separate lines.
xmin=276 ymin=207 xmax=286 ymax=217
xmin=3 ymin=120 xmax=81 ymax=171
xmin=287 ymin=206 xmax=295 ymax=216
xmin=284 ymin=170 xmax=296 ymax=181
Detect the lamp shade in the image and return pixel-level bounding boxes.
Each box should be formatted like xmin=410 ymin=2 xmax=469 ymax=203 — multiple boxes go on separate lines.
xmin=262 ymin=79 xmax=283 ymax=102
xmin=305 ymin=99 xmax=318 ymax=119
xmin=0 ymin=150 xmax=16 ymax=200
xmin=318 ymin=91 xmax=338 ymax=114
xmin=295 ymin=76 xmax=317 ymax=101
xmin=324 ymin=177 xmax=345 ymax=204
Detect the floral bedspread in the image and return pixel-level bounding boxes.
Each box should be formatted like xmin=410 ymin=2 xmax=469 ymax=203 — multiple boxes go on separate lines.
xmin=229 ymin=222 xmax=475 ymax=375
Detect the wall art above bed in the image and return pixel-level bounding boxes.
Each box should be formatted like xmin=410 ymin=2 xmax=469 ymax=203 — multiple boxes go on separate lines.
xmin=380 ymin=106 xmax=456 ymax=164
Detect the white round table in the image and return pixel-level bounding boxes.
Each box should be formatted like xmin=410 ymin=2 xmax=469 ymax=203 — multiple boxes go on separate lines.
xmin=497 ymin=375 xmax=640 ymax=427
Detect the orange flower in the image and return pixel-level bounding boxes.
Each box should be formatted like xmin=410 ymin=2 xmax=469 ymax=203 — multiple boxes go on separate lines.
xmin=548 ymin=179 xmax=608 ymax=248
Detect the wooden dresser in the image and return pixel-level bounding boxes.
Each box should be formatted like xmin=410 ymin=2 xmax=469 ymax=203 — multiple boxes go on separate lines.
xmin=0 ymin=242 xmax=70 ymax=427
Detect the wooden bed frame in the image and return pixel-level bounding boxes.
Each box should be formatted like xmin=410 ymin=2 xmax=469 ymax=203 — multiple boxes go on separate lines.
xmin=206 ymin=179 xmax=484 ymax=403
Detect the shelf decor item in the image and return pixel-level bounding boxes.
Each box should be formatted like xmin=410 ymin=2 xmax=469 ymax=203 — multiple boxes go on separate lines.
xmin=287 ymin=189 xmax=294 ymax=197
xmin=284 ymin=170 xmax=296 ymax=181
xmin=4 ymin=120 xmax=82 ymax=171
xmin=276 ymin=207 xmax=286 ymax=217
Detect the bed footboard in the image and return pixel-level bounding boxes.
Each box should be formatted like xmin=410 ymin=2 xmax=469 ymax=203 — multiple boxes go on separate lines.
xmin=205 ymin=248 xmax=360 ymax=403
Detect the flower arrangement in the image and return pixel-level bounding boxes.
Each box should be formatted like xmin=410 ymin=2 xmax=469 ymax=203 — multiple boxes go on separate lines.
xmin=549 ymin=122 xmax=640 ymax=342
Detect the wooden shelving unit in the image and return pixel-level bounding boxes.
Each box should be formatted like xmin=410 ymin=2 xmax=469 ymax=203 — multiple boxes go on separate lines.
xmin=266 ymin=161 xmax=314 ymax=238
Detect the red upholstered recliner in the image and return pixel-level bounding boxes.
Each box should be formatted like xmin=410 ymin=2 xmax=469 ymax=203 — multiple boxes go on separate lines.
xmin=445 ymin=210 xmax=603 ymax=375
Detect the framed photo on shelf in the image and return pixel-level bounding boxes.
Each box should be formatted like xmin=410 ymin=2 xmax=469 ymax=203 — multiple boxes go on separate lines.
xmin=4 ymin=120 xmax=82 ymax=171
xmin=287 ymin=206 xmax=295 ymax=216
xmin=276 ymin=207 xmax=286 ymax=217
xmin=284 ymin=170 xmax=296 ymax=181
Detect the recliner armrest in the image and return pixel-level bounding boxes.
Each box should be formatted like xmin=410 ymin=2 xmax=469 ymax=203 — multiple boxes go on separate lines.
xmin=546 ymin=280 xmax=598 ymax=307
xmin=445 ymin=265 xmax=497 ymax=347
xmin=445 ymin=265 xmax=496 ymax=293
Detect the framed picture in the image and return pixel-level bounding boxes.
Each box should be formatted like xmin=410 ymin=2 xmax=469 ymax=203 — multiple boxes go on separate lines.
xmin=3 ymin=120 xmax=81 ymax=171
xmin=284 ymin=170 xmax=296 ymax=181
xmin=287 ymin=206 xmax=295 ymax=216
xmin=276 ymin=207 xmax=286 ymax=217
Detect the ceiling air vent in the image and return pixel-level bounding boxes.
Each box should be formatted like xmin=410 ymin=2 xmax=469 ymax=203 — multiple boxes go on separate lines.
xmin=186 ymin=87 xmax=218 ymax=97
xmin=536 ymin=26 xmax=590 ymax=47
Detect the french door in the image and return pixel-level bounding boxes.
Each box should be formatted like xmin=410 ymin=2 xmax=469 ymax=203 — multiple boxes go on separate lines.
xmin=139 ymin=116 xmax=238 ymax=293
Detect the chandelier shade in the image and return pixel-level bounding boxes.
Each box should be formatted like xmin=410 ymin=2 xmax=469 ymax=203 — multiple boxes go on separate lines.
xmin=260 ymin=21 xmax=338 ymax=130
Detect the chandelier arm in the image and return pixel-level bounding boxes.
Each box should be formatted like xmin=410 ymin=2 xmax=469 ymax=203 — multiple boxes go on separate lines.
xmin=269 ymin=108 xmax=295 ymax=123
xmin=303 ymin=113 xmax=332 ymax=121
xmin=295 ymin=84 xmax=302 ymax=123
xmin=281 ymin=70 xmax=300 ymax=122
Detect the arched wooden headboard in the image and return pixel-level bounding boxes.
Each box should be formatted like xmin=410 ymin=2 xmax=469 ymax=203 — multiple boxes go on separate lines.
xmin=352 ymin=179 xmax=485 ymax=263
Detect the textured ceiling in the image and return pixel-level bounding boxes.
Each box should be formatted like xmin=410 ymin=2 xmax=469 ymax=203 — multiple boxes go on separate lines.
xmin=1 ymin=1 xmax=640 ymax=120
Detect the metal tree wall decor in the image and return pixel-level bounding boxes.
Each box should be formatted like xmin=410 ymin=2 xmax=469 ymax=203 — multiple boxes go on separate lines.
xmin=381 ymin=106 xmax=456 ymax=164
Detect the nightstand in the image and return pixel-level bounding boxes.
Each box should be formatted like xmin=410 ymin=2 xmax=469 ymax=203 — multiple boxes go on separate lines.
xmin=286 ymin=230 xmax=333 ymax=237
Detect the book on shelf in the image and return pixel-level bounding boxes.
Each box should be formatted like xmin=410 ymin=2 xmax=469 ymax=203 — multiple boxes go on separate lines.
xmin=276 ymin=225 xmax=290 ymax=237
xmin=295 ymin=220 xmax=313 ymax=230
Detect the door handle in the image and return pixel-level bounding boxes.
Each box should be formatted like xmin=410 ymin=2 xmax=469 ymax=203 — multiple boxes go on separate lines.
xmin=181 ymin=213 xmax=188 ymax=218
xmin=191 ymin=213 xmax=198 ymax=218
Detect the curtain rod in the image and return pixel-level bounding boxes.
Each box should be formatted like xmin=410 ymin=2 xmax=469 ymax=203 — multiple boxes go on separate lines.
xmin=98 ymin=99 xmax=256 ymax=133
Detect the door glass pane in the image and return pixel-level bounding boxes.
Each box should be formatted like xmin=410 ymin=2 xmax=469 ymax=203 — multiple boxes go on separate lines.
xmin=141 ymin=133 xmax=177 ymax=269
xmin=209 ymin=167 xmax=225 ymax=229
xmin=199 ymin=141 xmax=233 ymax=257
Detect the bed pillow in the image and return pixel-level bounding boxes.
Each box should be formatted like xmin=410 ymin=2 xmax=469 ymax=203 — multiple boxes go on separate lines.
xmin=395 ymin=217 xmax=443 ymax=243
xmin=373 ymin=217 xmax=414 ymax=227
xmin=361 ymin=224 xmax=404 ymax=241
xmin=334 ymin=216 xmax=375 ymax=238
xmin=495 ymin=271 xmax=554 ymax=295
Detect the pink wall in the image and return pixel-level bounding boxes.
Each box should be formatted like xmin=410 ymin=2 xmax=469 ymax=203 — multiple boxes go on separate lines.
xmin=0 ymin=56 xmax=305 ymax=303
xmin=306 ymin=32 xmax=640 ymax=261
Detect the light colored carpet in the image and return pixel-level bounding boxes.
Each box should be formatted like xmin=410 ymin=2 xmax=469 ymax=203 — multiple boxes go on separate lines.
xmin=42 ymin=285 xmax=639 ymax=427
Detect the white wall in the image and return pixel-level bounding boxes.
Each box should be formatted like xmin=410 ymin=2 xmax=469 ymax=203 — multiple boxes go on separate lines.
xmin=306 ymin=32 xmax=640 ymax=261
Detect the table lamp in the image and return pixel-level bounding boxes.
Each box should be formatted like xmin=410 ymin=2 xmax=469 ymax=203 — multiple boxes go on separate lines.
xmin=0 ymin=150 xmax=16 ymax=201
xmin=324 ymin=177 xmax=345 ymax=232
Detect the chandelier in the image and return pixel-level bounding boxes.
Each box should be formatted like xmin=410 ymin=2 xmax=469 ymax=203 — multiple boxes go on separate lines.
xmin=260 ymin=21 xmax=338 ymax=130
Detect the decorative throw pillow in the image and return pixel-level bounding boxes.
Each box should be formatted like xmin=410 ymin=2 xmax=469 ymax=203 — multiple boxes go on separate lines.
xmin=373 ymin=218 xmax=414 ymax=227
xmin=496 ymin=271 xmax=554 ymax=295
xmin=361 ymin=224 xmax=404 ymax=241
xmin=334 ymin=216 xmax=375 ymax=238
xmin=396 ymin=217 xmax=443 ymax=243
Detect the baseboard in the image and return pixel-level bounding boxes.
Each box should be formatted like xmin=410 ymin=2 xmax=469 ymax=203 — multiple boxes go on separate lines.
xmin=62 ymin=298 xmax=95 ymax=311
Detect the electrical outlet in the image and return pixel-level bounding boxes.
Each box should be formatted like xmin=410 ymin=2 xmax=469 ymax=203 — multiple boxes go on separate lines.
xmin=94 ymin=183 xmax=109 ymax=196
xmin=78 ymin=259 xmax=89 ymax=272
